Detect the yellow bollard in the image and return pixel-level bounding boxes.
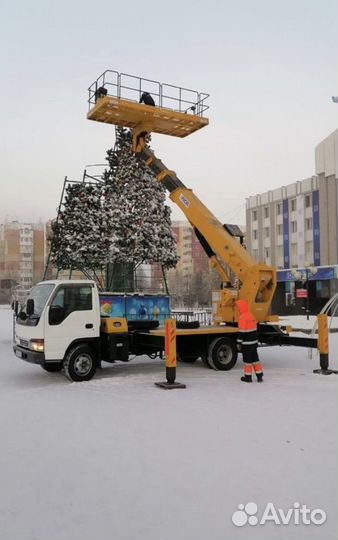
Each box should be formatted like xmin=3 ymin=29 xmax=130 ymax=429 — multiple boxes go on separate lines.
xmin=155 ymin=319 xmax=186 ymax=389
xmin=314 ymin=314 xmax=337 ymax=375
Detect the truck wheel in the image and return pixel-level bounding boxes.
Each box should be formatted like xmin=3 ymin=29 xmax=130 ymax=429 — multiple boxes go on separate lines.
xmin=208 ymin=337 xmax=237 ymax=371
xmin=202 ymin=355 xmax=212 ymax=368
xmin=41 ymin=362 xmax=63 ymax=373
xmin=64 ymin=345 xmax=97 ymax=382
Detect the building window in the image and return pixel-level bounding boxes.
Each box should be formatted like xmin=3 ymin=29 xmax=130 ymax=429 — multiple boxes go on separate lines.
xmin=291 ymin=243 xmax=298 ymax=263
xmin=290 ymin=199 xmax=297 ymax=212
xmin=277 ymin=245 xmax=283 ymax=259
xmin=305 ymin=241 xmax=313 ymax=260
xmin=264 ymin=227 xmax=270 ymax=238
xmin=306 ymin=217 xmax=313 ymax=230
xmin=252 ymin=210 xmax=257 ymax=222
xmin=253 ymin=230 xmax=258 ymax=240
xmin=264 ymin=207 xmax=269 ymax=219
xmin=277 ymin=224 xmax=283 ymax=236
xmin=276 ymin=203 xmax=282 ymax=216
xmin=252 ymin=249 xmax=259 ymax=260
xmin=305 ymin=194 xmax=311 ymax=208
xmin=265 ymin=249 xmax=270 ymax=260
xmin=291 ymin=221 xmax=297 ymax=233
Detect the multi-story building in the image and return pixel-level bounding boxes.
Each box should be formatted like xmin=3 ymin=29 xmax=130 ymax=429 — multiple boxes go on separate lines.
xmin=150 ymin=220 xmax=210 ymax=295
xmin=170 ymin=220 xmax=209 ymax=277
xmin=246 ymin=129 xmax=338 ymax=313
xmin=246 ymin=176 xmax=318 ymax=269
xmin=0 ymin=221 xmax=46 ymax=289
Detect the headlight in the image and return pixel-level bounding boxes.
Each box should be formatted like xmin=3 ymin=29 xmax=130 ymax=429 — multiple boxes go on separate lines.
xmin=30 ymin=339 xmax=44 ymax=352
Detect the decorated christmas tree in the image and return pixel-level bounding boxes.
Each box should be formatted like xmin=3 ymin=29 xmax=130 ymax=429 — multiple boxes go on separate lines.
xmin=49 ymin=127 xmax=178 ymax=291
xmin=50 ymin=182 xmax=118 ymax=288
xmin=103 ymin=127 xmax=178 ymax=267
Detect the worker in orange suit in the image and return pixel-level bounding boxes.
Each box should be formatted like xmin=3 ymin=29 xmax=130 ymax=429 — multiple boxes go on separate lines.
xmin=236 ymin=299 xmax=264 ymax=383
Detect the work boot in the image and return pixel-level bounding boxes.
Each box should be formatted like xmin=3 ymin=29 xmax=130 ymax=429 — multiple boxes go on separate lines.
xmin=256 ymin=373 xmax=263 ymax=383
xmin=241 ymin=375 xmax=252 ymax=383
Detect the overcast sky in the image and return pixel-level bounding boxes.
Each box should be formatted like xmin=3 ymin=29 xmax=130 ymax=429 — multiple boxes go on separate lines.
xmin=0 ymin=0 xmax=337 ymax=226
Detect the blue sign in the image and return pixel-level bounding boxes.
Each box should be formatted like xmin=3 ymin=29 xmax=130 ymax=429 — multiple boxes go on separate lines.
xmin=99 ymin=294 xmax=170 ymax=324
xmin=100 ymin=295 xmax=126 ymax=317
xmin=126 ymin=296 xmax=170 ymax=324
xmin=277 ymin=266 xmax=336 ymax=282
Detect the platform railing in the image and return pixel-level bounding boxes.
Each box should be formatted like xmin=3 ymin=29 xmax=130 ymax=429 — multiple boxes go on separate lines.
xmin=88 ymin=70 xmax=209 ymax=117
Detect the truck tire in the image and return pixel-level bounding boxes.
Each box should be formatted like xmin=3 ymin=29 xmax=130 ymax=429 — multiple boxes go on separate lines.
xmin=207 ymin=337 xmax=237 ymax=371
xmin=201 ymin=355 xmax=212 ymax=368
xmin=41 ymin=362 xmax=63 ymax=373
xmin=64 ymin=345 xmax=97 ymax=382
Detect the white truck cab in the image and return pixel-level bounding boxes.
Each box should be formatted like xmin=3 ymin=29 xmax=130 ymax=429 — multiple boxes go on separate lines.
xmin=13 ymin=280 xmax=101 ymax=381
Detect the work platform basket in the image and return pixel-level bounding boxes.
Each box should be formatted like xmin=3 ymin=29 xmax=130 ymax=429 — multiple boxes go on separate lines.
xmin=87 ymin=70 xmax=209 ymax=137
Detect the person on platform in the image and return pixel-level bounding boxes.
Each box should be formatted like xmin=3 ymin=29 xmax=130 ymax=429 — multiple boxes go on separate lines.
xmin=139 ymin=92 xmax=155 ymax=106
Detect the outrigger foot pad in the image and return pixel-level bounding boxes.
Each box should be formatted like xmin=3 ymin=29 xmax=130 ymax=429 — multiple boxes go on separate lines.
xmin=313 ymin=368 xmax=338 ymax=375
xmin=155 ymin=382 xmax=186 ymax=390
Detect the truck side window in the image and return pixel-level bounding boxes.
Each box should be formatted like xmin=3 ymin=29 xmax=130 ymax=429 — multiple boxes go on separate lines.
xmin=49 ymin=285 xmax=92 ymax=325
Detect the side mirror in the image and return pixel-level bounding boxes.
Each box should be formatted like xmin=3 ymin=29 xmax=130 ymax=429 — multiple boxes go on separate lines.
xmin=14 ymin=300 xmax=19 ymax=315
xmin=26 ymin=298 xmax=35 ymax=316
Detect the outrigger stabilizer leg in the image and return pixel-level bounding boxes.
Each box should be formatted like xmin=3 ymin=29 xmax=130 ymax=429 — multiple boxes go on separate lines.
xmin=155 ymin=319 xmax=186 ymax=390
xmin=313 ymin=314 xmax=337 ymax=375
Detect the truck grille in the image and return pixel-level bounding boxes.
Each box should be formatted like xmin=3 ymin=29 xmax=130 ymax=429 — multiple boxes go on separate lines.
xmin=20 ymin=339 xmax=29 ymax=348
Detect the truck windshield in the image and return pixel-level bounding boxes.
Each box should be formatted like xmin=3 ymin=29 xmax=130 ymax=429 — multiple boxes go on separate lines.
xmin=26 ymin=283 xmax=55 ymax=317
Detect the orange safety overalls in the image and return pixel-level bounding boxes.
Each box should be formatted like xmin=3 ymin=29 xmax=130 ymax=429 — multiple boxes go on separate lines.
xmin=236 ymin=299 xmax=263 ymax=381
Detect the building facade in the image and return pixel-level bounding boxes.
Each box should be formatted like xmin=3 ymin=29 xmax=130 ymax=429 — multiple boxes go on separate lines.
xmin=246 ymin=129 xmax=338 ymax=313
xmin=0 ymin=221 xmax=46 ymax=290
xmin=171 ymin=220 xmax=209 ymax=278
xmin=246 ymin=175 xmax=319 ymax=270
xmin=150 ymin=220 xmax=210 ymax=301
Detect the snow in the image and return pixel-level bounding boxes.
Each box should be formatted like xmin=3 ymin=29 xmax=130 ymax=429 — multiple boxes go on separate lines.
xmin=0 ymin=306 xmax=337 ymax=540
xmin=278 ymin=314 xmax=338 ymax=332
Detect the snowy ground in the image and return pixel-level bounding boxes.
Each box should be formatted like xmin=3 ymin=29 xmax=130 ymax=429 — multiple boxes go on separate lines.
xmin=0 ymin=306 xmax=337 ymax=540
xmin=278 ymin=314 xmax=338 ymax=332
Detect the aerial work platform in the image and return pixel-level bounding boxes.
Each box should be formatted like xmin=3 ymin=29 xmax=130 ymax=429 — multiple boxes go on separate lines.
xmin=87 ymin=70 xmax=209 ymax=138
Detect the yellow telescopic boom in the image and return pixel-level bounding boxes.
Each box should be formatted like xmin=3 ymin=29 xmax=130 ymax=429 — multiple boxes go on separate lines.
xmin=87 ymin=71 xmax=276 ymax=322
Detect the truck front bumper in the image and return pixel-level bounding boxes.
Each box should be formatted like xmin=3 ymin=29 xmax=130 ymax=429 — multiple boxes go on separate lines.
xmin=13 ymin=344 xmax=45 ymax=365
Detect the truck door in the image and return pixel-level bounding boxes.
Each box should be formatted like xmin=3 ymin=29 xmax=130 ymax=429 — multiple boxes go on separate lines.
xmin=44 ymin=283 xmax=98 ymax=360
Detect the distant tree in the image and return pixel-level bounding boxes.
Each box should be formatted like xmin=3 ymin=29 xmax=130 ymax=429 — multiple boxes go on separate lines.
xmin=191 ymin=271 xmax=212 ymax=306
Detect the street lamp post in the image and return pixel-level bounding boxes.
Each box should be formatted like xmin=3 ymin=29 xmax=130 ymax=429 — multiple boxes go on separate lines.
xmin=292 ymin=265 xmax=317 ymax=320
xmin=305 ymin=267 xmax=310 ymax=320
xmin=304 ymin=264 xmax=318 ymax=320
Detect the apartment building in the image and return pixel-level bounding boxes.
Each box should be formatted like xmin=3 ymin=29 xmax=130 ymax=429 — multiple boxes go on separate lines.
xmin=246 ymin=129 xmax=338 ymax=313
xmin=0 ymin=221 xmax=45 ymax=289
xmin=170 ymin=220 xmax=209 ymax=277
xmin=150 ymin=220 xmax=210 ymax=292
xmin=246 ymin=176 xmax=318 ymax=269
